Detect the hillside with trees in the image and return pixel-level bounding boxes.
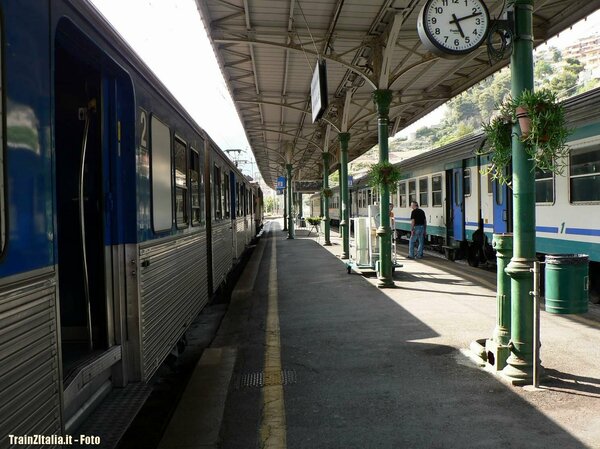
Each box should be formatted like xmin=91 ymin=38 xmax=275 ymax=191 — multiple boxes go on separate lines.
xmin=344 ymin=46 xmax=596 ymax=180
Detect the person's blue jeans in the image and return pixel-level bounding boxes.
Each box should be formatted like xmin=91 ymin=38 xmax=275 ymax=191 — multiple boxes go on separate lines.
xmin=409 ymin=225 xmax=425 ymax=258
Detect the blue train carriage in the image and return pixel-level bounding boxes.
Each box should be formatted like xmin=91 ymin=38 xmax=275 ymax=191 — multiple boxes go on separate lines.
xmin=392 ymin=87 xmax=600 ymax=300
xmin=0 ymin=0 xmax=262 ymax=443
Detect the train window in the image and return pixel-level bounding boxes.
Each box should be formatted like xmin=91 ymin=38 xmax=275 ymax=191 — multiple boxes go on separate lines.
xmin=454 ymin=171 xmax=461 ymax=206
xmin=463 ymin=169 xmax=471 ymax=196
xmin=174 ymin=137 xmax=188 ymax=228
xmin=150 ymin=116 xmax=173 ymax=232
xmin=432 ymin=175 xmax=442 ymax=207
xmin=367 ymin=189 xmax=372 ymax=205
xmin=495 ymin=179 xmax=503 ymax=205
xmin=223 ymin=171 xmax=230 ymax=219
xmin=487 ymin=172 xmax=493 ymax=195
xmin=399 ymin=182 xmax=407 ymax=208
xmin=419 ymin=177 xmax=428 ymax=207
xmin=241 ymin=184 xmax=246 ymax=216
xmin=391 ymin=186 xmax=398 ymax=207
xmin=213 ymin=165 xmax=222 ymax=220
xmin=535 ymin=169 xmax=554 ymax=204
xmin=190 ymin=148 xmax=203 ymax=226
xmin=570 ymin=146 xmax=600 ymax=202
xmin=408 ymin=180 xmax=416 ymax=204
xmin=246 ymin=187 xmax=250 ymax=215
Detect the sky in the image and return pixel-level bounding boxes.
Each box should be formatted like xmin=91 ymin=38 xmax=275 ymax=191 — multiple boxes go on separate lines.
xmin=89 ymin=0 xmax=257 ymax=177
xmin=89 ymin=0 xmax=600 ymax=166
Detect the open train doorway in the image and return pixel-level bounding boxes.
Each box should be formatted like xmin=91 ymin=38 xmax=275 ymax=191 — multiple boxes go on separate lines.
xmin=54 ymin=17 xmax=136 ymax=429
xmin=54 ymin=17 xmax=135 ymax=388
xmin=55 ymin=40 xmax=109 ymax=376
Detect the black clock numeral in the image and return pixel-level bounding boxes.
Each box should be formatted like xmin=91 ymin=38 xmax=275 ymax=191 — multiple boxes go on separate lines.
xmin=472 ymin=7 xmax=478 ymax=14
xmin=473 ymin=29 xmax=479 ymax=35
xmin=464 ymin=0 xmax=468 ymax=5
xmin=465 ymin=36 xmax=470 ymax=44
xmin=454 ymin=38 xmax=460 ymax=46
xmin=476 ymin=18 xmax=481 ymax=25
xmin=435 ymin=28 xmax=441 ymax=35
xmin=435 ymin=6 xmax=443 ymax=13
xmin=431 ymin=17 xmax=437 ymax=24
xmin=442 ymin=0 xmax=448 ymax=5
xmin=444 ymin=36 xmax=449 ymax=43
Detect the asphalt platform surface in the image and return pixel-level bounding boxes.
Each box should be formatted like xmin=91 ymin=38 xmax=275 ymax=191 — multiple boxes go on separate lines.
xmin=161 ymin=218 xmax=600 ymax=449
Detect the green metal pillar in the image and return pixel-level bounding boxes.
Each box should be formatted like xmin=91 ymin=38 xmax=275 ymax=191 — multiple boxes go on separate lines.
xmin=484 ymin=233 xmax=513 ymax=371
xmin=502 ymin=0 xmax=537 ymax=384
xmin=322 ymin=152 xmax=332 ymax=246
xmin=339 ymin=133 xmax=350 ymax=259
xmin=372 ymin=90 xmax=394 ymax=288
xmin=283 ymin=187 xmax=288 ymax=231
xmin=286 ymin=164 xmax=295 ymax=239
xmin=493 ymin=234 xmax=513 ymax=345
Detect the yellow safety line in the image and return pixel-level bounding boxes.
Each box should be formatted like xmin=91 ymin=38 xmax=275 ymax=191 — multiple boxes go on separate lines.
xmin=260 ymin=234 xmax=287 ymax=449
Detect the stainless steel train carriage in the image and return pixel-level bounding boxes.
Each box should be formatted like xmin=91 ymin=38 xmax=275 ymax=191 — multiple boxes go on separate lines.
xmin=0 ymin=1 xmax=262 ymax=445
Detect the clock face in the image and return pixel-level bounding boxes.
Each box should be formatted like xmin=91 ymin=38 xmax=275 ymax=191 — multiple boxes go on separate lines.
xmin=417 ymin=0 xmax=490 ymax=57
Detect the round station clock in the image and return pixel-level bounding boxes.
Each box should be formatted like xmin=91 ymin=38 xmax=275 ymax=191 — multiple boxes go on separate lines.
xmin=417 ymin=0 xmax=490 ymax=57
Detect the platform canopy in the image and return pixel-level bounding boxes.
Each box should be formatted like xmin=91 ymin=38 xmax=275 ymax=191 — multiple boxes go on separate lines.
xmin=196 ymin=0 xmax=600 ymax=188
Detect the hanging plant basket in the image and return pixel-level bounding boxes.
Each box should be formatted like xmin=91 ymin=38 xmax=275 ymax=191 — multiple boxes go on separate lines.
xmin=367 ymin=161 xmax=402 ymax=190
xmin=480 ymin=88 xmax=572 ymax=185
xmin=306 ymin=216 xmax=322 ymax=226
xmin=515 ymin=106 xmax=531 ymax=137
xmin=321 ymin=187 xmax=333 ymax=198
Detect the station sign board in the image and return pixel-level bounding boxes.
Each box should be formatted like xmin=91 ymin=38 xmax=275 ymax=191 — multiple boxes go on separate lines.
xmin=294 ymin=180 xmax=323 ymax=192
xmin=311 ymin=59 xmax=328 ymax=123
xmin=276 ymin=176 xmax=286 ymax=190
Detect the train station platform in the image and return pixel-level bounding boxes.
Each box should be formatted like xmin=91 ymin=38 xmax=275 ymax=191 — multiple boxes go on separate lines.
xmin=159 ymin=219 xmax=600 ymax=449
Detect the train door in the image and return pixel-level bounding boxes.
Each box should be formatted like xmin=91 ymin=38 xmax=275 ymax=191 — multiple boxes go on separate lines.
xmin=492 ymin=178 xmax=511 ymax=233
xmin=54 ymin=25 xmax=130 ymax=384
xmin=450 ymin=168 xmax=465 ymax=242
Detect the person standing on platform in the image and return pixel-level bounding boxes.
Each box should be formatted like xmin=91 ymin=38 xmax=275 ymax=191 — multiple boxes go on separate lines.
xmin=409 ymin=201 xmax=426 ymax=259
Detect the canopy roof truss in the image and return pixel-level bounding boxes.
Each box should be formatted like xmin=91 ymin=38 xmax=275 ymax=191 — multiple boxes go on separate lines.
xmin=197 ymin=0 xmax=600 ymax=188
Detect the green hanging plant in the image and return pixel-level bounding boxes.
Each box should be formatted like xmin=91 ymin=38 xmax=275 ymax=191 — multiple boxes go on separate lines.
xmin=480 ymin=107 xmax=513 ymax=186
xmin=321 ymin=187 xmax=333 ymax=198
xmin=367 ymin=161 xmax=401 ymax=190
xmin=306 ymin=216 xmax=322 ymax=226
xmin=480 ymin=88 xmax=572 ymax=185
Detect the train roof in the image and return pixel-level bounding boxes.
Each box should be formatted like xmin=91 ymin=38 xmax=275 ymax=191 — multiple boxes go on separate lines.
xmin=310 ymin=85 xmax=600 ymax=197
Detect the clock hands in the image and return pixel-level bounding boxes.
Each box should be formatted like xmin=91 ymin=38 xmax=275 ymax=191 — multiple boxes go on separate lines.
xmin=451 ymin=13 xmax=466 ymax=38
xmin=449 ymin=11 xmax=483 ymax=39
xmin=449 ymin=11 xmax=483 ymax=26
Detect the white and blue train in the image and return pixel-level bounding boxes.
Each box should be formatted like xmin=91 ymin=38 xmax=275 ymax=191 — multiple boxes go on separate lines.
xmin=0 ymin=0 xmax=262 ymax=443
xmin=310 ymin=87 xmax=600 ymax=301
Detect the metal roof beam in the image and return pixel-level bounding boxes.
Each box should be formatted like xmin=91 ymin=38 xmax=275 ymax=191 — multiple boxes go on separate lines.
xmin=211 ymin=36 xmax=377 ymax=89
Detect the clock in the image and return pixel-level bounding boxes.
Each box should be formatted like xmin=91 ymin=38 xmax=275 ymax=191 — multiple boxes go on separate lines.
xmin=417 ymin=0 xmax=490 ymax=57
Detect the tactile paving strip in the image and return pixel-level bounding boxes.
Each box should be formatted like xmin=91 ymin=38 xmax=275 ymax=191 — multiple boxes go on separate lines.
xmin=235 ymin=369 xmax=297 ymax=389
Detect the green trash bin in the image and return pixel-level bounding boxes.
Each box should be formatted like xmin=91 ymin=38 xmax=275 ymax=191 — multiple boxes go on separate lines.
xmin=545 ymin=254 xmax=589 ymax=314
